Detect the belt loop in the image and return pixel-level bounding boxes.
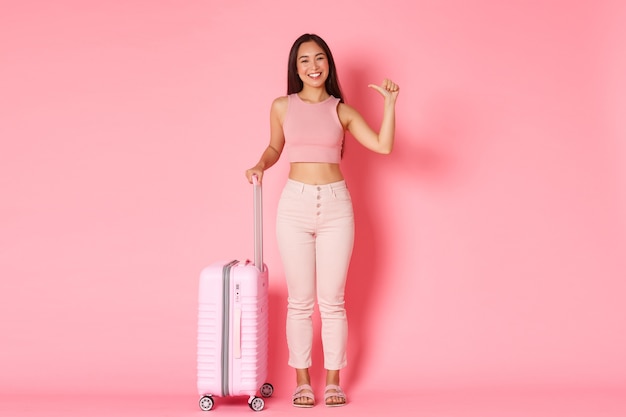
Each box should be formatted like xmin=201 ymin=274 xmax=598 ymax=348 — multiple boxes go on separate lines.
xmin=299 ymin=182 xmax=305 ymax=193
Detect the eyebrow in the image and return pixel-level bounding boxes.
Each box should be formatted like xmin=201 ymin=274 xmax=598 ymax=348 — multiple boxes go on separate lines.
xmin=299 ymin=52 xmax=326 ymax=60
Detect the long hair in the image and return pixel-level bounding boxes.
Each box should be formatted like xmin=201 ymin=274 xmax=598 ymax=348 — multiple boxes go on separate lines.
xmin=287 ymin=34 xmax=344 ymax=103
xmin=286 ymin=33 xmax=347 ymax=157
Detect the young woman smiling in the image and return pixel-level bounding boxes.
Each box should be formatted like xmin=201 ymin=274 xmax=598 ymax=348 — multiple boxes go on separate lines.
xmin=245 ymin=33 xmax=399 ymax=408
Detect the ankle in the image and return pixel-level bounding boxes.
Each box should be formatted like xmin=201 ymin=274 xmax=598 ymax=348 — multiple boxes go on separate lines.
xmin=325 ymin=369 xmax=340 ymax=387
xmin=296 ymin=368 xmax=311 ymax=387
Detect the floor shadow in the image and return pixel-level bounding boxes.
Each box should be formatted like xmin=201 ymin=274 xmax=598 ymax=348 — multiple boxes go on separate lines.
xmin=338 ymin=62 xmax=474 ymax=388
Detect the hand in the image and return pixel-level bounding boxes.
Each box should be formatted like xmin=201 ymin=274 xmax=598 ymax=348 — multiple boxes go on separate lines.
xmin=368 ymin=78 xmax=400 ymax=101
xmin=245 ymin=166 xmax=264 ymax=184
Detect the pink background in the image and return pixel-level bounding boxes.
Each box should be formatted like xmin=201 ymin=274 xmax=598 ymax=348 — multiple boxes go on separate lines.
xmin=1 ymin=1 xmax=625 ymax=416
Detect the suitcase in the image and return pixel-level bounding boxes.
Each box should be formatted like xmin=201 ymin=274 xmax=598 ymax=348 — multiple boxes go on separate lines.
xmin=197 ymin=176 xmax=273 ymax=411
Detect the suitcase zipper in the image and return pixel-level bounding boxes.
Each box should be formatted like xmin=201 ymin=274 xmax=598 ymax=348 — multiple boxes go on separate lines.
xmin=221 ymin=260 xmax=238 ymax=397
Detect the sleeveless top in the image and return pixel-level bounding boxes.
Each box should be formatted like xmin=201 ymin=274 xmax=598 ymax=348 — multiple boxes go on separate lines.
xmin=282 ymin=93 xmax=344 ymax=163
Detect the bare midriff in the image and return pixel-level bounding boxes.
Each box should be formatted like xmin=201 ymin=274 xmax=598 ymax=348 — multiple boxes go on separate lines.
xmin=288 ymin=162 xmax=344 ymax=185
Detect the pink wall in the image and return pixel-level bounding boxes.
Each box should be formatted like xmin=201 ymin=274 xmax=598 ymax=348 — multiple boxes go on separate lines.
xmin=1 ymin=0 xmax=625 ymax=398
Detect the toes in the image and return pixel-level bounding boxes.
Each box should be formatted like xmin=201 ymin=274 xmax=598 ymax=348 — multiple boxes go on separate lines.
xmin=333 ymin=396 xmax=345 ymax=405
xmin=324 ymin=385 xmax=346 ymax=406
xmin=326 ymin=395 xmax=345 ymax=405
xmin=295 ymin=397 xmax=312 ymax=405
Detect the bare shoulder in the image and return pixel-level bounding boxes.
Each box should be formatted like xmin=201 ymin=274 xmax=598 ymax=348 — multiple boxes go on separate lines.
xmin=271 ymin=96 xmax=289 ymax=112
xmin=270 ymin=96 xmax=289 ymax=125
xmin=337 ymin=102 xmax=360 ymax=127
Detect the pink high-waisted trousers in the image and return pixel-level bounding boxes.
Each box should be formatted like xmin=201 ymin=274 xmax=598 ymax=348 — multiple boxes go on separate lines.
xmin=276 ymin=179 xmax=354 ymax=370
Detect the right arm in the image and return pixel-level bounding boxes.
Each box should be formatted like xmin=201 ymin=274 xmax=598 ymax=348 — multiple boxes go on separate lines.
xmin=245 ymin=96 xmax=288 ymax=184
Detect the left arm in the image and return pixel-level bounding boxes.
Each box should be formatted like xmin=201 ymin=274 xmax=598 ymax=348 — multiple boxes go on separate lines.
xmin=338 ymin=78 xmax=400 ymax=154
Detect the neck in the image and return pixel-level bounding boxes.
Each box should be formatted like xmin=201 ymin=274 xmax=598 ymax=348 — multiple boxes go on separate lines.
xmin=297 ymin=86 xmax=330 ymax=103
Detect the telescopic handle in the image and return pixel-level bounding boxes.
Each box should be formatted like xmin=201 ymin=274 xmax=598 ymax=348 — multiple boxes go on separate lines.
xmin=252 ymin=175 xmax=263 ymax=271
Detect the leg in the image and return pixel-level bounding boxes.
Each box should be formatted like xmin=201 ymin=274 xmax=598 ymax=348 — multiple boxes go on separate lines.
xmin=276 ymin=182 xmax=317 ymax=406
xmin=316 ymin=183 xmax=354 ymax=371
xmin=316 ymin=183 xmax=354 ymax=406
xmin=292 ymin=368 xmax=314 ymax=407
xmin=325 ymin=369 xmax=347 ymax=406
xmin=276 ymin=181 xmax=317 ymax=369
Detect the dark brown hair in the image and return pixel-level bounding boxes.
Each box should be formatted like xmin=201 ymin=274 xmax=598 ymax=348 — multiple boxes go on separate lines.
xmin=287 ymin=33 xmax=344 ymax=103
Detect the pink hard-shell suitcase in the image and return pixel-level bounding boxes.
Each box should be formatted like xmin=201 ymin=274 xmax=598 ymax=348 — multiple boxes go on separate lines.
xmin=197 ymin=176 xmax=273 ymax=411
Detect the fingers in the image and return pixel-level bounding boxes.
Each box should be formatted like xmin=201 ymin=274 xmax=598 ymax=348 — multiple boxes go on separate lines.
xmin=368 ymin=78 xmax=400 ymax=97
xmin=245 ymin=168 xmax=264 ymax=184
xmin=367 ymin=84 xmax=385 ymax=95
xmin=382 ymin=78 xmax=399 ymax=93
xmin=245 ymin=170 xmax=255 ymax=184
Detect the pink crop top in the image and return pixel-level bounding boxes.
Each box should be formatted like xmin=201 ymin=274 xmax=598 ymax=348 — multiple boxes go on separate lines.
xmin=282 ymin=93 xmax=344 ymax=163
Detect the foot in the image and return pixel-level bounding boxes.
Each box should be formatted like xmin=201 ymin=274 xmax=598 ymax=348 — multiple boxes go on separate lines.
xmin=324 ymin=384 xmax=347 ymax=407
xmin=292 ymin=384 xmax=315 ymax=408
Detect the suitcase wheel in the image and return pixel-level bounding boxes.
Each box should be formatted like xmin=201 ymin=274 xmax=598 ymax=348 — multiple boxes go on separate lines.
xmin=249 ymin=397 xmax=265 ymax=412
xmin=199 ymin=395 xmax=214 ymax=411
xmin=260 ymin=383 xmax=274 ymax=398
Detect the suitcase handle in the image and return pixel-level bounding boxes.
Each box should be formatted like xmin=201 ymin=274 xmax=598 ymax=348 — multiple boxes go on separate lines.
xmin=252 ymin=175 xmax=263 ymax=271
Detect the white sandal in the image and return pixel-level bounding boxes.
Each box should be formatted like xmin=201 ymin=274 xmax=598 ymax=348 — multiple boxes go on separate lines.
xmin=292 ymin=384 xmax=315 ymax=408
xmin=324 ymin=384 xmax=347 ymax=407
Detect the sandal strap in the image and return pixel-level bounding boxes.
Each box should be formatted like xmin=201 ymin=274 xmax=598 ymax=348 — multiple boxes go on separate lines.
xmin=293 ymin=384 xmax=315 ymax=401
xmin=324 ymin=384 xmax=346 ymax=401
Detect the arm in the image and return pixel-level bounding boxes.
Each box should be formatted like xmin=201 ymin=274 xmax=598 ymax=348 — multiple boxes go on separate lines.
xmin=339 ymin=78 xmax=400 ymax=154
xmin=245 ymin=97 xmax=287 ymax=184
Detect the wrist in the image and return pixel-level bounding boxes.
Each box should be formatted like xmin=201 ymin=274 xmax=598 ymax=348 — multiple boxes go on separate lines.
xmin=384 ymin=97 xmax=397 ymax=107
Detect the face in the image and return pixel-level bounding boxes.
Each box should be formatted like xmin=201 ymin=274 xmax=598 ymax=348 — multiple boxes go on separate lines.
xmin=296 ymin=41 xmax=329 ymax=89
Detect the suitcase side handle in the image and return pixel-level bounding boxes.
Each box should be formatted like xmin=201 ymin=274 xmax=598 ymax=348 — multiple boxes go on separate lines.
xmin=252 ymin=175 xmax=263 ymax=271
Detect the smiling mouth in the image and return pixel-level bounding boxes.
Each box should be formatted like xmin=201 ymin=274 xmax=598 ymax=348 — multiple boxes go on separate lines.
xmin=308 ymin=72 xmax=322 ymax=79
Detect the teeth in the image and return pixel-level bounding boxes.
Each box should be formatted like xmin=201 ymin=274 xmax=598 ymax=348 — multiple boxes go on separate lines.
xmin=309 ymin=73 xmax=321 ymax=78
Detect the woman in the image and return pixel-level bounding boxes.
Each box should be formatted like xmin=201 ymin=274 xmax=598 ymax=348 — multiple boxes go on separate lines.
xmin=245 ymin=33 xmax=399 ymax=407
